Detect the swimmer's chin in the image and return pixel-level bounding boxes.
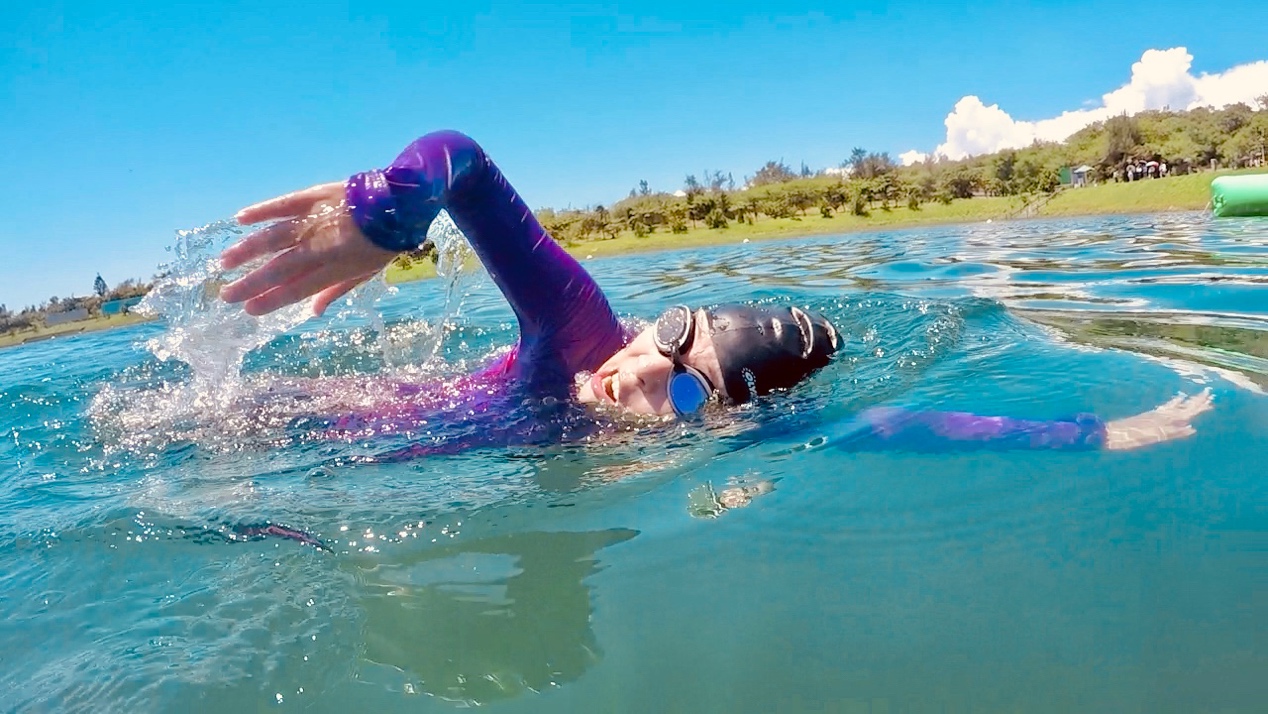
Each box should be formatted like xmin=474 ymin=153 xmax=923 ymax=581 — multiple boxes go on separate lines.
xmin=576 ymin=377 xmax=598 ymax=404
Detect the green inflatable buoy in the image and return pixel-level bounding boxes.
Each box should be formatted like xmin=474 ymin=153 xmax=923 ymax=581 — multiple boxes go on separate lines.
xmin=1211 ymin=174 xmax=1268 ymax=217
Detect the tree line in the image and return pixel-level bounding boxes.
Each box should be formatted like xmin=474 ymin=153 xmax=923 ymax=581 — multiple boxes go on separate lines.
xmin=526 ymin=97 xmax=1268 ymax=247
xmin=7 ymin=98 xmax=1264 ymax=336
xmin=957 ymin=96 xmax=1268 ymax=191
xmin=1 ymin=275 xmax=153 ymax=335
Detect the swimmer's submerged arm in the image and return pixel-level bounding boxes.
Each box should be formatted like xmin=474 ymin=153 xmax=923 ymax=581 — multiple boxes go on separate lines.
xmin=832 ymin=391 xmax=1213 ymax=452
xmin=842 ymin=407 xmax=1109 ymax=451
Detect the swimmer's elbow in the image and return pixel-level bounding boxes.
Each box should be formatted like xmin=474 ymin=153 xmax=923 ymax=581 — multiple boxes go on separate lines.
xmin=394 ymin=130 xmax=489 ymax=195
xmin=347 ymin=130 xmax=491 ymax=251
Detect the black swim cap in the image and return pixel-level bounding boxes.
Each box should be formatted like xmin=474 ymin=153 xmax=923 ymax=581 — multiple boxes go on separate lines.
xmin=705 ymin=304 xmax=839 ymax=404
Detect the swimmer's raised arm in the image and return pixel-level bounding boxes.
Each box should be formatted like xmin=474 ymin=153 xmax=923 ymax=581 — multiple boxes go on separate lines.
xmin=357 ymin=132 xmax=623 ymax=373
xmin=222 ymin=131 xmax=623 ymax=375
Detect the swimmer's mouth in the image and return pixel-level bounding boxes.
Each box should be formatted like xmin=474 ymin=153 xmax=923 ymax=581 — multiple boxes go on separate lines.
xmin=590 ymin=372 xmax=619 ymax=403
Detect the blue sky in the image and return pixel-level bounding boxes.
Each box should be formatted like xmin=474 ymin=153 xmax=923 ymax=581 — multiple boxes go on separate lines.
xmin=3 ymin=0 xmax=1267 ymax=309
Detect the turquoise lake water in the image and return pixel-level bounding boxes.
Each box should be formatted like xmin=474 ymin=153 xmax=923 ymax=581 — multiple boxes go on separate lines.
xmin=1 ymin=212 xmax=1265 ymax=712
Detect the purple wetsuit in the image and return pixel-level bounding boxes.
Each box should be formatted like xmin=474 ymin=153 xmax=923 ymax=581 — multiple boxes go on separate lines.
xmin=321 ymin=131 xmax=630 ymax=452
xmin=348 ymin=130 xmax=628 ymax=395
xmin=844 ymin=408 xmax=1105 ymax=451
xmin=329 ymin=131 xmax=1105 ymax=454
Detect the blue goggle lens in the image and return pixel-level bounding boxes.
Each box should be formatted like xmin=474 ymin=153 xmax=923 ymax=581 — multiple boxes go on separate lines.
xmin=668 ymin=369 xmax=711 ymax=416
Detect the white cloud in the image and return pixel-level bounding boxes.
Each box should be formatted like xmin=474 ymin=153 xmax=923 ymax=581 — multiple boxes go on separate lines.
xmin=1193 ymin=59 xmax=1268 ymax=108
xmin=1099 ymin=47 xmax=1199 ymax=114
xmin=903 ymin=48 xmax=1268 ymax=161
xmin=899 ymin=149 xmax=929 ymax=166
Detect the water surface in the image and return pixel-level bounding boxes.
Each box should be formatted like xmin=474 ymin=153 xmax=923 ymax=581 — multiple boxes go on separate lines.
xmin=1 ymin=212 xmax=1265 ymax=712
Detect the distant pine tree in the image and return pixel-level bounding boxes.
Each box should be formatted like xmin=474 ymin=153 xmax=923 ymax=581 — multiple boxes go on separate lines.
xmin=94 ymin=274 xmax=108 ymax=297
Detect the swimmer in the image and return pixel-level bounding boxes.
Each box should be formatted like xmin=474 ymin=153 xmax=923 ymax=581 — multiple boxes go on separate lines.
xmin=220 ymin=131 xmax=1212 ymax=455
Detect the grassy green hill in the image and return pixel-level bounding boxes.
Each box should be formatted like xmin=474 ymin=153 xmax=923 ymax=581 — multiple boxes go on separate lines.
xmin=387 ymin=169 xmax=1266 ymax=285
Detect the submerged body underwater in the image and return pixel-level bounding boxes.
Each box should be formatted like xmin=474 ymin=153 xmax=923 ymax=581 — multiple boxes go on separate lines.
xmin=2 ymin=212 xmax=1265 ymax=711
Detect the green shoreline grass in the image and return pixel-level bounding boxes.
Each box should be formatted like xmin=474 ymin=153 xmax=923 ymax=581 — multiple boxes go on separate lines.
xmin=3 ymin=168 xmax=1262 ymax=350
xmin=386 ymin=194 xmax=1029 ymax=283
xmin=388 ymin=170 xmax=1255 ymax=284
xmin=1037 ymin=170 xmax=1216 ymax=216
xmin=0 ymin=312 xmax=154 ymax=349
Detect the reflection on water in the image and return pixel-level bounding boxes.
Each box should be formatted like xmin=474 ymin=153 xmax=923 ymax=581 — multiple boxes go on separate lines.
xmin=1019 ymin=309 xmax=1268 ymax=392
xmin=1 ymin=211 xmax=1265 ymax=712
xmin=356 ymin=528 xmax=637 ymax=705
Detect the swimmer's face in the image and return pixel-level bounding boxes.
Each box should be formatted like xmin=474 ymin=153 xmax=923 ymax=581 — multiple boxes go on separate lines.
xmin=577 ymin=309 xmax=727 ymax=417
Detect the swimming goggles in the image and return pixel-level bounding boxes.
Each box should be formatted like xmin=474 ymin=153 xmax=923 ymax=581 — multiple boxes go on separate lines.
xmin=653 ymin=305 xmax=717 ymax=416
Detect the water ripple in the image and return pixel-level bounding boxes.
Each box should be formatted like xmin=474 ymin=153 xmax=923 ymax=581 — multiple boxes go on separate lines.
xmin=1 ymin=211 xmax=1265 ymax=712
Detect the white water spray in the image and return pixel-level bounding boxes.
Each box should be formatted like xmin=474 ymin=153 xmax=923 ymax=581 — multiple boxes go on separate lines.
xmin=136 ymin=219 xmax=314 ymax=403
xmin=94 ymin=210 xmax=482 ymax=451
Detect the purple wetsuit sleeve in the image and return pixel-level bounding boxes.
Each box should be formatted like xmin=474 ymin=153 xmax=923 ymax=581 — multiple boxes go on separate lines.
xmin=345 ymin=130 xmax=626 ymax=384
xmin=832 ymin=407 xmax=1107 ymax=451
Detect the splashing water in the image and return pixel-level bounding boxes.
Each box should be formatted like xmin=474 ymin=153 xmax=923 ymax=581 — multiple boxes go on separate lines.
xmin=93 ymin=209 xmax=483 ymax=451
xmin=431 ymin=210 xmax=475 ymax=281
xmin=384 ymin=210 xmax=478 ymax=369
xmin=9 ymin=213 xmax=1267 ymax=713
xmin=136 ymin=219 xmax=315 ymax=400
xmin=139 ymin=209 xmax=477 ymax=384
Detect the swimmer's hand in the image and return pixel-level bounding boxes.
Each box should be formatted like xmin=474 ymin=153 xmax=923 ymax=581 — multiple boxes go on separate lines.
xmin=220 ymin=182 xmax=398 ymax=316
xmin=1104 ymin=390 xmax=1214 ymax=451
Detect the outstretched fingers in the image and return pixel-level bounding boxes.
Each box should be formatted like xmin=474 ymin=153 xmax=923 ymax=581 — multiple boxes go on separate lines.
xmin=1160 ymin=389 xmax=1214 ymax=423
xmin=243 ymin=263 xmax=347 ymax=316
xmin=1105 ymin=388 xmax=1215 ymax=451
xmin=235 ymin=182 xmax=344 ymax=225
xmin=220 ymin=189 xmax=395 ymax=316
xmin=1181 ymin=389 xmax=1215 ymax=417
xmin=220 ymin=220 xmax=301 ymax=270
xmin=220 ymin=244 xmax=317 ymax=305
